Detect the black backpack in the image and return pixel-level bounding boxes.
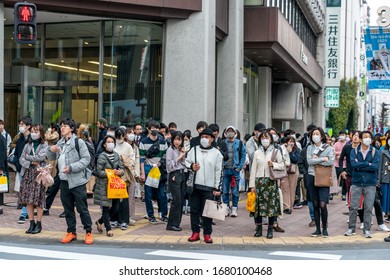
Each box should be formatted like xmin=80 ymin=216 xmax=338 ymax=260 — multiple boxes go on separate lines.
xmin=75 ymin=138 xmax=96 ymax=171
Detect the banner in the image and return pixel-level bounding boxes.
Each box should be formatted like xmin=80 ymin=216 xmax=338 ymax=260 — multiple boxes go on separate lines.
xmin=364 ymin=27 xmax=390 ymax=89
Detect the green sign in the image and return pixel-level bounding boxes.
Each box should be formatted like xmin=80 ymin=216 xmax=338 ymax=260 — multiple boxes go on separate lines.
xmin=325 ymin=87 xmax=339 ymax=108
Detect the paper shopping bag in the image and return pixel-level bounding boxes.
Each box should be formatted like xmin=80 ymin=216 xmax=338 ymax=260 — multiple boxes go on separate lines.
xmin=0 ymin=175 xmax=9 ymax=193
xmin=202 ymin=199 xmax=227 ymax=221
xmin=145 ymin=166 xmax=161 ymax=188
xmin=106 ymin=169 xmax=128 ymax=199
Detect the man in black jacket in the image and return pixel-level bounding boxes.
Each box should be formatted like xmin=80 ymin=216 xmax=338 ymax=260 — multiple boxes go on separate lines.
xmin=209 ymin=123 xmax=229 ymax=162
xmin=190 ymin=121 xmax=208 ymax=148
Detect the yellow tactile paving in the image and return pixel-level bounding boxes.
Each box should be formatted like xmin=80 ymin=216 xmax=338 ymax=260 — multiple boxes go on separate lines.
xmin=133 ymin=235 xmax=161 ymax=243
xmin=280 ymin=237 xmax=305 ymax=245
xmin=222 ymin=236 xmax=244 ymax=245
xmin=157 ymin=235 xmax=183 ymax=243
xmin=242 ymin=236 xmax=266 ymax=244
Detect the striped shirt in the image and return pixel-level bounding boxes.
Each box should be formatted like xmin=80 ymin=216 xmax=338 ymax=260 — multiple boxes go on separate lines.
xmin=139 ymin=136 xmax=168 ymax=166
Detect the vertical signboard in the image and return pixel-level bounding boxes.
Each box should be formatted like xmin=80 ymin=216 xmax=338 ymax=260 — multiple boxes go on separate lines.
xmin=324 ymin=0 xmax=341 ymax=108
xmin=364 ymin=27 xmax=390 ymax=89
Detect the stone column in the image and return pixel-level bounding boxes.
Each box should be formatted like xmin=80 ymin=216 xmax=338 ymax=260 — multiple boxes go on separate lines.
xmin=257 ymin=66 xmax=272 ymax=127
xmin=0 ymin=4 xmax=4 ymax=120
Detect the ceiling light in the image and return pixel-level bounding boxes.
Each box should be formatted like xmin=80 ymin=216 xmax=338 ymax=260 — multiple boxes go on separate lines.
xmin=45 ymin=62 xmax=117 ymax=78
xmin=84 ymin=42 xmax=89 ymax=45
xmin=144 ymin=39 xmax=149 ymax=43
xmin=88 ymin=61 xmax=117 ymax=69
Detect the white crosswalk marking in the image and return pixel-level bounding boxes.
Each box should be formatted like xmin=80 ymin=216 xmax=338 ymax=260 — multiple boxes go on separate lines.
xmin=269 ymin=251 xmax=342 ymax=260
xmin=146 ymin=250 xmax=263 ymax=260
xmin=0 ymin=245 xmax=133 ymax=260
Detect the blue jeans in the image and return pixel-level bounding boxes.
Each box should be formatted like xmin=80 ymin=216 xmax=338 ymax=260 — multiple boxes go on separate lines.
xmin=222 ymin=169 xmax=240 ymax=208
xmin=144 ymin=164 xmax=168 ymax=218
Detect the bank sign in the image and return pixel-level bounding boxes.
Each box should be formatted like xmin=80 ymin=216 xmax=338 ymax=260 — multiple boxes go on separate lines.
xmin=363 ymin=27 xmax=390 ymax=89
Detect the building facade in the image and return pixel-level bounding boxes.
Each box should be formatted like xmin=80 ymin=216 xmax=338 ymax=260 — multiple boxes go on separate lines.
xmin=0 ymin=0 xmax=326 ymax=137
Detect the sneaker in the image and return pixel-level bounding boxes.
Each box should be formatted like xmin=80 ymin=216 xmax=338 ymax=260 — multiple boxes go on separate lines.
xmin=59 ymin=212 xmax=66 ymax=218
xmin=159 ymin=217 xmax=168 ymax=223
xmin=378 ymin=224 xmax=390 ymax=232
xmin=85 ymin=232 xmax=94 ymax=245
xmin=342 ymin=195 xmax=346 ymax=201
xmin=293 ymin=204 xmax=303 ymax=209
xmin=225 ymin=206 xmax=231 ymax=217
xmin=344 ymin=229 xmax=356 ymax=236
xmin=385 ymin=218 xmax=390 ymax=223
xmin=322 ymin=229 xmax=329 ymax=238
xmin=148 ymin=216 xmax=158 ymax=225
xmin=18 ymin=215 xmax=27 ymax=224
xmin=360 ymin=223 xmax=364 ymax=230
xmin=311 ymin=230 xmax=321 ymax=237
xmin=129 ymin=218 xmax=136 ymax=226
xmin=110 ymin=221 xmax=120 ymax=228
xmin=120 ymin=223 xmax=128 ymax=230
xmin=363 ymin=230 xmax=372 ymax=238
xmin=61 ymin=232 xmax=77 ymax=244
xmin=384 ymin=235 xmax=390 ymax=242
xmin=230 ymin=207 xmax=238 ymax=217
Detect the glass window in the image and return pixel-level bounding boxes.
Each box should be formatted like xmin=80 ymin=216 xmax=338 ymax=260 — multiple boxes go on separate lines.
xmin=244 ymin=0 xmax=264 ymax=5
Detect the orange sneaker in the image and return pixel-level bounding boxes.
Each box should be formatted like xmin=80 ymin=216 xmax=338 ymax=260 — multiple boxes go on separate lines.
xmin=84 ymin=232 xmax=93 ymax=245
xmin=61 ymin=232 xmax=77 ymax=244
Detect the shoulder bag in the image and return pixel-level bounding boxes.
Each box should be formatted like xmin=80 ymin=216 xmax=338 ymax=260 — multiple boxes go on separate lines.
xmin=269 ymin=148 xmax=287 ymax=180
xmin=186 ymin=146 xmax=197 ymax=194
xmin=314 ymin=145 xmax=332 ymax=187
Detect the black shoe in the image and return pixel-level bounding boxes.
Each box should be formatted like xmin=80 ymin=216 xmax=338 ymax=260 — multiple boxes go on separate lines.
xmin=283 ymin=209 xmax=292 ymax=214
xmin=59 ymin=212 xmax=66 ymax=218
xmin=31 ymin=221 xmax=42 ymax=234
xmin=43 ymin=209 xmax=50 ymax=216
xmin=322 ymin=228 xmax=329 ymax=238
xmin=87 ymin=193 xmax=94 ymax=199
xmin=311 ymin=229 xmax=322 ymax=237
xmin=254 ymin=225 xmax=262 ymax=237
xmin=166 ymin=225 xmax=182 ymax=231
xmin=25 ymin=221 xmax=36 ymax=234
xmin=384 ymin=236 xmax=390 ymax=242
xmin=266 ymin=227 xmax=273 ymax=239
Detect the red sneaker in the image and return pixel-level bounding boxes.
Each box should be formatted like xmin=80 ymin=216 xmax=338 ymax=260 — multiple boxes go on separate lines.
xmin=204 ymin=234 xmax=213 ymax=244
xmin=60 ymin=232 xmax=77 ymax=244
xmin=188 ymin=232 xmax=200 ymax=242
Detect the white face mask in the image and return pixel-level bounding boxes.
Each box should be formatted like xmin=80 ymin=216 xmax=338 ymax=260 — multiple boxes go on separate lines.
xmin=106 ymin=131 xmax=115 ymax=137
xmin=30 ymin=133 xmax=40 ymax=140
xmin=200 ymin=138 xmax=210 ymax=148
xmin=339 ymin=136 xmax=346 ymax=141
xmin=116 ymin=138 xmax=124 ymax=144
xmin=272 ymin=134 xmax=279 ymax=143
xmin=127 ymin=133 xmax=135 ymax=141
xmin=19 ymin=126 xmax=26 ymax=134
xmin=261 ymin=139 xmax=270 ymax=148
xmin=106 ymin=142 xmax=115 ymax=152
xmin=312 ymin=135 xmax=321 ymax=144
xmin=362 ymin=138 xmax=372 ymax=146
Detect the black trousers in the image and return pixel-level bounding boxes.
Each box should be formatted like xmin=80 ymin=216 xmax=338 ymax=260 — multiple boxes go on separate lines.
xmin=110 ymin=197 xmax=129 ymax=224
xmin=167 ymin=170 xmax=185 ymax=227
xmin=60 ymin=181 xmax=92 ymax=234
xmin=190 ymin=188 xmax=214 ymax=235
xmin=45 ymin=174 xmax=60 ymax=210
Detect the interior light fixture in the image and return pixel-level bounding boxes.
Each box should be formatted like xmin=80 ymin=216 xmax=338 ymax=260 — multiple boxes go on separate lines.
xmin=84 ymin=42 xmax=89 ymax=45
xmin=144 ymin=39 xmax=149 ymax=43
xmin=45 ymin=62 xmax=117 ymax=78
xmin=88 ymin=61 xmax=117 ymax=68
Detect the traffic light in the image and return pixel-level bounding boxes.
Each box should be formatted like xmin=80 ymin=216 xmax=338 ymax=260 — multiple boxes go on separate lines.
xmin=14 ymin=2 xmax=37 ymax=44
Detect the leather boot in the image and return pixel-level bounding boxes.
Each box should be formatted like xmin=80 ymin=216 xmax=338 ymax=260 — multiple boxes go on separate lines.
xmin=25 ymin=221 xmax=36 ymax=234
xmin=266 ymin=226 xmax=273 ymax=239
xmin=31 ymin=221 xmax=42 ymax=234
xmin=254 ymin=225 xmax=262 ymax=237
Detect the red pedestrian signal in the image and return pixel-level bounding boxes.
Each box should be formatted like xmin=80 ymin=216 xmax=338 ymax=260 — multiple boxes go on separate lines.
xmin=14 ymin=2 xmax=37 ymax=44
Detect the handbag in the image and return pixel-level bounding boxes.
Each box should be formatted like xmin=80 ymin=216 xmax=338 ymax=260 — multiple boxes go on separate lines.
xmin=202 ymin=199 xmax=227 ymax=221
xmin=269 ymin=148 xmax=287 ymax=180
xmin=186 ymin=146 xmax=197 ymax=194
xmin=314 ymin=165 xmax=333 ymax=187
xmin=0 ymin=175 xmax=9 ymax=193
xmin=36 ymin=164 xmax=55 ymax=190
xmin=287 ymin=164 xmax=297 ymax=174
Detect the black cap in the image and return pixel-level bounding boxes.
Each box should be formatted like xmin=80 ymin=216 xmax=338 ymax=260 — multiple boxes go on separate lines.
xmin=254 ymin=122 xmax=266 ymax=131
xmin=199 ymin=128 xmax=215 ymax=138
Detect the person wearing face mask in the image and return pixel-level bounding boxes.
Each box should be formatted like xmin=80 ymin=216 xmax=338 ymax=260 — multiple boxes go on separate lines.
xmin=249 ymin=131 xmax=284 ymax=239
xmin=306 ymin=127 xmax=335 ymax=238
xmin=182 ymin=130 xmax=192 ymax=214
xmin=222 ymin=125 xmax=246 ymax=218
xmin=13 ymin=116 xmax=33 ymax=224
xmin=125 ymin=127 xmax=141 ymax=201
xmin=345 ymin=131 xmax=380 ymax=239
xmin=18 ymin=124 xmax=48 ymax=234
xmin=246 ymin=123 xmax=266 ymax=167
xmin=139 ymin=120 xmax=169 ymax=225
xmin=95 ymin=125 xmax=118 ymax=161
xmin=109 ymin=128 xmax=135 ymax=230
xmin=334 ymin=130 xmax=348 ymax=201
xmin=185 ymin=128 xmax=223 ymax=243
xmin=93 ymin=135 xmax=124 ymax=237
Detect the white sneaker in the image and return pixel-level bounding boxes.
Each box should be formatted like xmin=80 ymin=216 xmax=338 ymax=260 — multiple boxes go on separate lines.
xmin=360 ymin=223 xmax=364 ymax=230
xmin=230 ymin=207 xmax=238 ymax=217
xmin=378 ymin=224 xmax=390 ymax=232
xmin=225 ymin=207 xmax=231 ymax=217
xmin=364 ymin=230 xmax=372 ymax=238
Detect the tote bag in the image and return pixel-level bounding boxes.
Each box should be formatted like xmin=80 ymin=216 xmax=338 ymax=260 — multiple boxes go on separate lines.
xmin=269 ymin=149 xmax=287 ymax=180
xmin=202 ymin=199 xmax=227 ymax=221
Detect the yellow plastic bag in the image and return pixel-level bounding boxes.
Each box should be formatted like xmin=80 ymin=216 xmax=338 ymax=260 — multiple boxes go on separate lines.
xmin=145 ymin=166 xmax=161 ymax=188
xmin=106 ymin=169 xmax=128 ymax=199
xmin=246 ymin=192 xmax=256 ymax=212
xmin=0 ymin=175 xmax=8 ymax=193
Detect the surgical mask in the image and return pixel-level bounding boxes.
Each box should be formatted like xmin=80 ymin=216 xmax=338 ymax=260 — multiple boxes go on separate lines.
xmin=106 ymin=131 xmax=114 ymax=137
xmin=106 ymin=142 xmax=115 ymax=152
xmin=127 ymin=133 xmax=135 ymax=141
xmin=362 ymin=138 xmax=372 ymax=146
xmin=184 ymin=140 xmax=191 ymax=152
xmin=261 ymin=139 xmax=270 ymax=148
xmin=226 ymin=132 xmax=235 ymax=139
xmin=339 ymin=136 xmax=346 ymax=141
xmin=83 ymin=130 xmax=89 ymax=137
xmin=19 ymin=126 xmax=25 ymax=134
xmin=272 ymin=134 xmax=279 ymax=143
xmin=47 ymin=128 xmax=52 ymax=133
xmin=346 ymin=137 xmax=350 ymax=142
xmin=151 ymin=130 xmax=159 ymax=137
xmin=117 ymin=138 xmax=124 ymax=144
xmin=30 ymin=133 xmax=40 ymax=140
xmin=200 ymin=138 xmax=210 ymax=148
xmin=312 ymin=135 xmax=321 ymax=144
xmin=291 ymin=134 xmax=296 ymax=140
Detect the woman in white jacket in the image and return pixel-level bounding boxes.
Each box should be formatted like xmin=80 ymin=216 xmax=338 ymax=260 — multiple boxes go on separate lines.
xmin=249 ymin=131 xmax=284 ymax=239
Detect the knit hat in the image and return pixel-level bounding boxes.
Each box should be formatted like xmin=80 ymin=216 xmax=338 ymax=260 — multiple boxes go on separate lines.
xmin=98 ymin=118 xmax=107 ymax=126
xmin=226 ymin=125 xmax=236 ymax=132
xmin=199 ymin=128 xmax=215 ymax=138
xmin=254 ymin=122 xmax=266 ymax=131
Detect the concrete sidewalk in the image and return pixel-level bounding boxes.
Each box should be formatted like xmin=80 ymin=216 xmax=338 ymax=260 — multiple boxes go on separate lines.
xmin=0 ymin=173 xmax=389 ymax=246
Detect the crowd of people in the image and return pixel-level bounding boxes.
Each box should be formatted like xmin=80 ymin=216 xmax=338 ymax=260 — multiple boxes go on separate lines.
xmin=1 ymin=116 xmax=390 ymax=244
